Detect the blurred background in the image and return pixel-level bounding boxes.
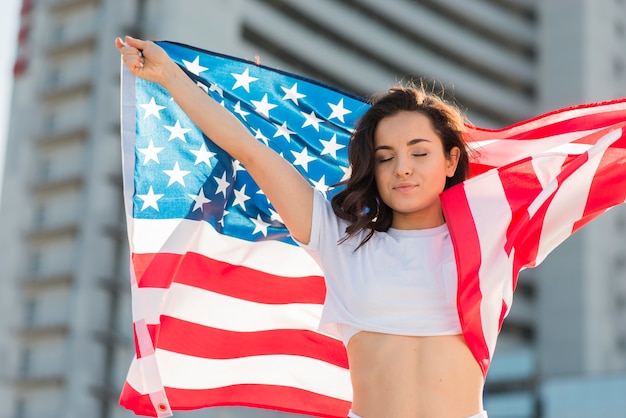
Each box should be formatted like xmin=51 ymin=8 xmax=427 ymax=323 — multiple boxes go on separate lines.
xmin=1 ymin=0 xmax=626 ymax=417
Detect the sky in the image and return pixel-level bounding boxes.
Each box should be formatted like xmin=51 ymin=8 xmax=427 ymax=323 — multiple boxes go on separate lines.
xmin=0 ymin=0 xmax=21 ymax=205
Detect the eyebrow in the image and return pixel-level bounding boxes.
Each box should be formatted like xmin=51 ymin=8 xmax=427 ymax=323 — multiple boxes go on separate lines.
xmin=374 ymin=138 xmax=431 ymax=151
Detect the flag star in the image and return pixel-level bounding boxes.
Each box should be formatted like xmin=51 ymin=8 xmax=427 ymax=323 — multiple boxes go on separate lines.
xmin=320 ymin=134 xmax=346 ymax=159
xmin=291 ymin=147 xmax=316 ymax=171
xmin=301 ymin=110 xmax=323 ymax=131
xmin=254 ymin=128 xmax=270 ymax=146
xmin=190 ymin=143 xmax=216 ymax=166
xmin=137 ymin=186 xmax=164 ymax=211
xmin=233 ymin=159 xmax=245 ymax=172
xmin=251 ymin=214 xmax=271 ymax=237
xmin=311 ymin=174 xmax=329 ymax=194
xmin=251 ymin=94 xmax=278 ymax=119
xmin=273 ymin=121 xmax=295 ymax=142
xmin=233 ymin=101 xmax=250 ymax=120
xmin=197 ymin=81 xmax=209 ymax=93
xmin=231 ymin=68 xmax=258 ymax=92
xmin=232 ymin=184 xmax=251 ymax=211
xmin=189 ymin=188 xmax=211 ymax=212
xmin=218 ymin=209 xmax=230 ymax=227
xmin=163 ymin=162 xmax=191 ymax=186
xmin=139 ymin=97 xmax=166 ymax=119
xmin=213 ymin=171 xmax=231 ymax=198
xmin=183 ymin=56 xmax=208 ymax=76
xmin=138 ymin=139 xmax=164 ymax=165
xmin=269 ymin=208 xmax=284 ymax=224
xmin=165 ymin=120 xmax=192 ymax=142
xmin=281 ymin=83 xmax=306 ymax=104
xmin=209 ymin=83 xmax=224 ymax=97
xmin=328 ymin=98 xmax=352 ymax=122
xmin=340 ymin=165 xmax=351 ymax=182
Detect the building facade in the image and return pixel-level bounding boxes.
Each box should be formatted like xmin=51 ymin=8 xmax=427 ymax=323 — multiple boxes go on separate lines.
xmin=0 ymin=0 xmax=625 ymax=417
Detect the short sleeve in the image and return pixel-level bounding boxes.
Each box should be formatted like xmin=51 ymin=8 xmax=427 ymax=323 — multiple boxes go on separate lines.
xmin=294 ymin=190 xmax=346 ymax=253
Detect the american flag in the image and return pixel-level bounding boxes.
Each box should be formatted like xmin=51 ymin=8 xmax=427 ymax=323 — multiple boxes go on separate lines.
xmin=119 ymin=41 xmax=626 ymax=417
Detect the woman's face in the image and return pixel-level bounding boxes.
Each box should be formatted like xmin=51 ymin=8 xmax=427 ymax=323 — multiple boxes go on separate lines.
xmin=373 ymin=111 xmax=459 ymax=230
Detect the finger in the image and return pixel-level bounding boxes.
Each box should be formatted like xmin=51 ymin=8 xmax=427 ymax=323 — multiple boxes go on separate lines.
xmin=122 ymin=53 xmax=144 ymax=69
xmin=124 ymin=35 xmax=148 ymax=52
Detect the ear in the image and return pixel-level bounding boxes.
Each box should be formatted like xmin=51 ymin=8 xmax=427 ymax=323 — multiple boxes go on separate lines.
xmin=446 ymin=146 xmax=460 ymax=178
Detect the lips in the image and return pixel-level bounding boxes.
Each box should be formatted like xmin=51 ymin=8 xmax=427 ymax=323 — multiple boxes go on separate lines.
xmin=392 ymin=182 xmax=416 ymax=192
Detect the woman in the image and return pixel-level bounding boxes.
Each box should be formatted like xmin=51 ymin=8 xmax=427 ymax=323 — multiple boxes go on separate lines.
xmin=117 ymin=35 xmax=486 ymax=418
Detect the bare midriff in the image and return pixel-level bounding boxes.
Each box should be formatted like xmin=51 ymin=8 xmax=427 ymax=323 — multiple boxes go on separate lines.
xmin=347 ymin=331 xmax=484 ymax=418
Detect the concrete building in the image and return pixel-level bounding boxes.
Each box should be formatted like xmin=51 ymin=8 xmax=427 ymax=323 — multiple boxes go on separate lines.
xmin=0 ymin=0 xmax=625 ymax=417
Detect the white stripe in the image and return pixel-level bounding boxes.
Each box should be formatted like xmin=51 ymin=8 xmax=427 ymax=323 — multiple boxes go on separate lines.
xmin=131 ymin=218 xmax=323 ymax=277
xmin=125 ymin=355 xmax=166 ymax=395
xmin=134 ymin=283 xmax=323 ymax=330
xmin=472 ymin=128 xmax=605 ymax=168
xmin=531 ymin=154 xmax=567 ymax=190
xmin=463 ymin=171 xmax=514 ymax=358
xmin=497 ymin=103 xmax=626 ymax=137
xmin=126 ymin=351 xmax=353 ymax=401
xmin=535 ymin=130 xmax=620 ymax=264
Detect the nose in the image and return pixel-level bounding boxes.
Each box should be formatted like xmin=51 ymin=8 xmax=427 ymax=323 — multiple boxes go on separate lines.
xmin=394 ymin=156 xmax=412 ymax=177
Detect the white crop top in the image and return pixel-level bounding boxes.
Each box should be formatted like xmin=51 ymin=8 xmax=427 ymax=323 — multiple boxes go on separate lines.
xmin=298 ymin=191 xmax=462 ymax=346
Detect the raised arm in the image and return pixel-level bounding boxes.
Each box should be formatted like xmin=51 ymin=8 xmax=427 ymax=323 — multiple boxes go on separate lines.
xmin=116 ymin=36 xmax=314 ymax=244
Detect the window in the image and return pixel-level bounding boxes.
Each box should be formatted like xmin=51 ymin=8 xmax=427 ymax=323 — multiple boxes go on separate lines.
xmin=29 ymin=250 xmax=41 ymax=275
xmin=18 ymin=348 xmax=31 ymax=376
xmin=14 ymin=399 xmax=26 ymax=418
xmin=614 ymin=58 xmax=624 ymax=78
xmin=24 ymin=298 xmax=37 ymax=326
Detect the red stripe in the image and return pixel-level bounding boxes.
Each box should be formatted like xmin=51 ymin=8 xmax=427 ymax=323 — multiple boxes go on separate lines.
xmin=119 ymin=381 xmax=351 ymax=417
xmin=148 ymin=317 xmax=349 ymax=368
xmin=501 ymin=110 xmax=626 ymax=141
xmin=440 ymin=184 xmax=490 ymax=377
xmin=132 ymin=252 xmax=326 ymax=304
xmin=574 ymin=129 xmax=626 ymax=232
xmin=465 ymin=99 xmax=626 ymax=140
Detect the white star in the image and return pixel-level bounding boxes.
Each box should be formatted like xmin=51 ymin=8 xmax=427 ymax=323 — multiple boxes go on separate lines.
xmin=137 ymin=186 xmax=164 ymax=211
xmin=273 ymin=121 xmax=295 ymax=142
xmin=281 ymin=83 xmax=306 ymax=104
xmin=197 ymin=81 xmax=209 ymax=93
xmin=213 ymin=171 xmax=230 ymax=198
xmin=163 ymin=162 xmax=191 ymax=186
xmin=188 ymin=188 xmax=211 ymax=212
xmin=209 ymin=84 xmax=224 ymax=97
xmin=328 ymin=98 xmax=352 ymax=122
xmin=138 ymin=139 xmax=164 ymax=165
xmin=251 ymin=94 xmax=278 ymax=119
xmin=233 ymin=159 xmax=245 ymax=172
xmin=291 ymin=147 xmax=316 ymax=172
xmin=190 ymin=143 xmax=216 ymax=166
xmin=183 ymin=56 xmax=208 ymax=76
xmin=218 ymin=209 xmax=230 ymax=227
xmin=251 ymin=214 xmax=271 ymax=237
xmin=301 ymin=110 xmax=323 ymax=131
xmin=165 ymin=120 xmax=192 ymax=142
xmin=340 ymin=165 xmax=351 ymax=182
xmin=310 ymin=174 xmax=329 ymax=194
xmin=254 ymin=128 xmax=270 ymax=146
xmin=233 ymin=101 xmax=250 ymax=120
xmin=139 ymin=97 xmax=166 ymax=119
xmin=231 ymin=68 xmax=258 ymax=92
xmin=269 ymin=208 xmax=284 ymax=224
xmin=320 ymin=134 xmax=345 ymax=159
xmin=232 ymin=184 xmax=251 ymax=211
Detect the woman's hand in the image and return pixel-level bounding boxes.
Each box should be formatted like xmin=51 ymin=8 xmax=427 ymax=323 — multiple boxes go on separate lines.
xmin=115 ymin=36 xmax=173 ymax=85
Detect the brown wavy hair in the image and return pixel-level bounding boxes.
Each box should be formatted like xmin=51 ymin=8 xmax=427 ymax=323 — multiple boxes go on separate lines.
xmin=331 ymin=84 xmax=471 ymax=248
